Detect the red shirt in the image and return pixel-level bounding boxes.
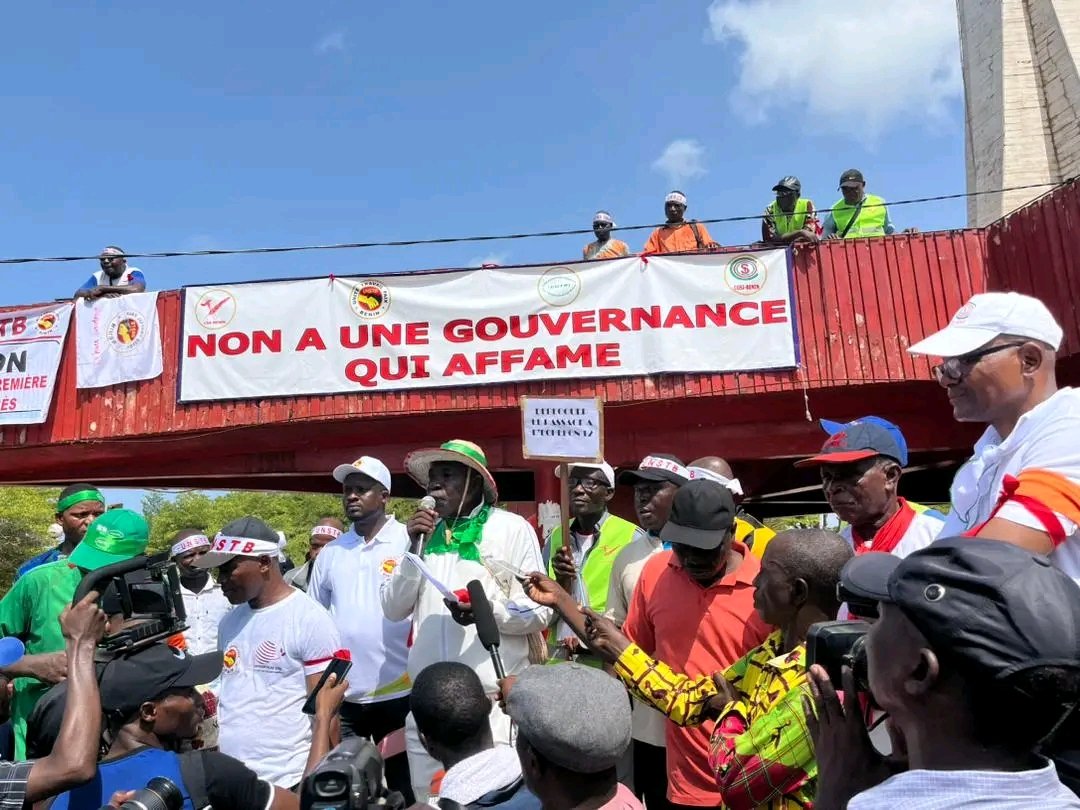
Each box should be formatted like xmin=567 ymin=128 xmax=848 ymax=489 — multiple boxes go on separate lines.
xmin=623 ymin=543 xmax=770 ymax=806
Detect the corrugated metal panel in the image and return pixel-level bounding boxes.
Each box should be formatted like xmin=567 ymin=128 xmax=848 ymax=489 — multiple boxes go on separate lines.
xmin=0 ymin=227 xmax=996 ymax=450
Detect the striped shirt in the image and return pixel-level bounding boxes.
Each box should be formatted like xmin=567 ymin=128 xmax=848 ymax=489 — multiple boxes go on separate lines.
xmin=0 ymin=761 xmax=32 ymax=809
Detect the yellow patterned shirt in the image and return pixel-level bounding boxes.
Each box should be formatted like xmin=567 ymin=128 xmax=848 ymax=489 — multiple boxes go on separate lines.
xmin=613 ymin=631 xmax=815 ymax=809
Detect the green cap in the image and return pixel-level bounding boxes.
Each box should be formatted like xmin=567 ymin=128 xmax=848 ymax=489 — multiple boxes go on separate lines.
xmin=68 ymin=509 xmax=149 ymax=571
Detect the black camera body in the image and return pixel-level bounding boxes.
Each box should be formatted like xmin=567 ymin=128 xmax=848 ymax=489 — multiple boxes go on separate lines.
xmin=806 ymin=620 xmax=871 ymax=691
xmin=301 ymin=738 xmax=405 ymax=810
xmin=74 ymin=553 xmax=188 ymax=654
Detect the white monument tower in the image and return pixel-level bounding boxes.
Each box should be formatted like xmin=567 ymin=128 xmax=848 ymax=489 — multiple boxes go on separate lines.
xmin=958 ymin=0 xmax=1080 ymax=226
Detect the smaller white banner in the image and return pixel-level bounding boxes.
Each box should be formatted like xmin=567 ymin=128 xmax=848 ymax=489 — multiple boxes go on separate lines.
xmin=76 ymin=292 xmax=164 ymax=389
xmin=0 ymin=302 xmax=73 ymax=425
xmin=521 ymin=397 xmax=604 ymax=461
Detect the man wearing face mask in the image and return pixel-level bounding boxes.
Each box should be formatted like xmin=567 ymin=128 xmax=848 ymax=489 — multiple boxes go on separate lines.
xmin=381 ymin=439 xmax=551 ymax=803
xmin=796 ymin=420 xmax=944 ymax=559
xmin=582 ymin=211 xmax=630 ymax=261
xmin=605 ymin=454 xmax=689 ymax=810
xmin=170 ymin=530 xmax=232 ymax=657
xmin=623 ymin=480 xmax=771 ymax=810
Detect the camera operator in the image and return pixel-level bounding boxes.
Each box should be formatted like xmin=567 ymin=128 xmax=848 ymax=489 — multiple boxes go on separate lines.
xmin=0 ymin=510 xmax=148 ymax=759
xmin=0 ymin=592 xmax=108 ymax=806
xmin=524 ymin=528 xmax=852 ymax=808
xmin=48 ymin=641 xmax=350 ymax=810
xmin=806 ymin=537 xmax=1080 ymax=809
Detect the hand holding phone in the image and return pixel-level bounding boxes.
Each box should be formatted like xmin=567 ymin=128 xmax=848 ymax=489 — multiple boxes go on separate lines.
xmin=303 ymin=651 xmax=352 ymax=716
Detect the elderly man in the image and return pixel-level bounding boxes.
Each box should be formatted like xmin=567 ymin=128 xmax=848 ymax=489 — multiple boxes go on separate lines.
xmin=0 ymin=510 xmax=149 ymax=759
xmin=286 ymin=517 xmax=345 ymax=592
xmin=170 ymin=529 xmax=232 ymax=656
xmin=908 ymin=292 xmax=1080 ymax=582
xmin=16 ymin=484 xmax=106 ymax=580
xmin=583 ymin=211 xmax=630 ymax=261
xmin=642 ymin=191 xmax=719 ymax=254
xmin=73 ymin=246 xmax=146 ymax=300
xmin=623 ymin=480 xmax=771 ymax=809
xmin=822 ymin=169 xmax=903 ymax=239
xmin=545 ymin=461 xmax=644 ymax=662
xmin=382 ymin=439 xmax=551 ymax=802
xmin=796 ymin=419 xmax=944 ymax=558
xmin=197 ymin=517 xmax=341 ymax=790
xmin=761 ymin=176 xmax=819 ymax=245
xmin=808 ymin=537 xmax=1080 ymax=808
xmin=507 ymin=664 xmax=638 ymax=810
xmin=309 ymin=456 xmax=413 ymax=802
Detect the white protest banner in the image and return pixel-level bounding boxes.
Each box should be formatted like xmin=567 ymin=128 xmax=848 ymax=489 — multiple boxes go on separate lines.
xmin=0 ymin=303 xmax=73 ymax=425
xmin=521 ymin=397 xmax=604 ymax=462
xmin=179 ymin=251 xmax=797 ymax=402
xmin=76 ymin=292 xmax=163 ymax=389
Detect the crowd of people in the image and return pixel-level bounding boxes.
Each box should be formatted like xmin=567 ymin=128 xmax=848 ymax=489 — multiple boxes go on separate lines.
xmin=0 ymin=288 xmax=1077 ymax=809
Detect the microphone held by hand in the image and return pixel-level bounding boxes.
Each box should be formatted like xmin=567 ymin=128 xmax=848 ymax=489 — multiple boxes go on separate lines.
xmin=416 ymin=495 xmax=437 ymax=552
xmin=467 ymin=579 xmax=506 ymax=680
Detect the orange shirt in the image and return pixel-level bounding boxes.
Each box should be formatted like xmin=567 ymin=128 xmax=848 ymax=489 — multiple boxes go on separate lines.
xmin=642 ymin=222 xmax=716 ymax=255
xmin=622 ymin=543 xmax=770 ymax=807
xmin=583 ymin=239 xmax=631 ymax=260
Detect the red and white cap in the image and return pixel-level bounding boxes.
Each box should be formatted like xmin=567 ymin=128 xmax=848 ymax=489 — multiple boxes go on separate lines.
xmin=332 ymin=455 xmax=392 ymax=493
xmin=907 ymin=292 xmax=1063 ymax=357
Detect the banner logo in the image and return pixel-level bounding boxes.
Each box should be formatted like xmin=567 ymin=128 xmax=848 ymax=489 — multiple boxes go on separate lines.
xmin=106 ymin=312 xmax=147 ymax=354
xmin=725 ymin=255 xmax=766 ymax=296
xmin=35 ymin=313 xmax=58 ymax=333
xmin=350 ymin=281 xmax=391 ymax=319
xmin=195 ymin=290 xmax=237 ymax=330
xmin=538 ymin=267 xmax=581 ymax=307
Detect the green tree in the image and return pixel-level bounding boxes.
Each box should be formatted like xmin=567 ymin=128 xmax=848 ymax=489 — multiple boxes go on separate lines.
xmin=143 ymin=491 xmax=418 ymax=563
xmin=764 ymin=515 xmax=824 ymax=533
xmin=0 ymin=487 xmax=61 ymax=592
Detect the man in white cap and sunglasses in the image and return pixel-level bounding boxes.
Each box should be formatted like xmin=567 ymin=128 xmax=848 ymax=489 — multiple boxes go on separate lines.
xmin=583 ymin=211 xmax=630 ymax=261
xmin=382 ymin=439 xmax=551 ymax=802
xmin=908 ymin=291 xmax=1080 ymax=583
xmin=308 ymin=456 xmax=415 ymax=804
xmin=642 ymin=191 xmax=720 ymax=255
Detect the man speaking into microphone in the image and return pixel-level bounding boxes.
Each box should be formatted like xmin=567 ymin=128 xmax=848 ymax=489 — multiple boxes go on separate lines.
xmin=382 ymin=439 xmax=551 ymax=802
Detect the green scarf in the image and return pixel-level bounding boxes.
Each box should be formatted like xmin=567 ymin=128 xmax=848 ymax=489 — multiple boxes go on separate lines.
xmin=424 ymin=503 xmax=492 ymax=563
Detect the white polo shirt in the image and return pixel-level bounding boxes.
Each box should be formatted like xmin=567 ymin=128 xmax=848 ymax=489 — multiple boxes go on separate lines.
xmin=940 ymin=387 xmax=1080 ymax=583
xmin=307 ymin=517 xmax=412 ymax=704
xmin=179 ymin=577 xmax=232 ymax=657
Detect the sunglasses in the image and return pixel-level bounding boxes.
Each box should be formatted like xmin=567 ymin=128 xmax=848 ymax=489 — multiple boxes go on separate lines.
xmin=932 ymin=341 xmax=1025 ymax=382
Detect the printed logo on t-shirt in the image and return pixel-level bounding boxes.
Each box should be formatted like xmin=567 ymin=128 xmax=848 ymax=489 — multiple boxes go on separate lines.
xmin=381 ymin=557 xmax=398 ymax=576
xmin=253 ymin=640 xmax=286 ymax=672
xmin=223 ymin=646 xmax=239 ymax=671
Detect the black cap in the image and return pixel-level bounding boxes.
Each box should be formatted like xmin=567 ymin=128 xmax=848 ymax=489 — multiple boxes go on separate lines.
xmin=839 ymin=169 xmax=865 ymax=188
xmin=772 ymin=176 xmax=801 ymax=193
xmin=841 ymin=537 xmax=1080 ymax=681
xmin=794 ymin=422 xmax=905 ymax=468
xmin=99 ymin=643 xmax=223 ymax=718
xmin=616 ymin=454 xmax=690 ymax=487
xmin=659 ymin=479 xmax=736 ymax=550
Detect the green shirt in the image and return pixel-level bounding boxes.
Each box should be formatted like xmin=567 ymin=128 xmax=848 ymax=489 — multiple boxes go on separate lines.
xmin=0 ymin=560 xmax=81 ymax=759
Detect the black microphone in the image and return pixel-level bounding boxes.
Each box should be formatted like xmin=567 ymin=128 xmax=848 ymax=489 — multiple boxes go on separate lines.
xmin=467 ymin=579 xmax=506 ymax=680
xmin=416 ymin=495 xmax=437 ymax=552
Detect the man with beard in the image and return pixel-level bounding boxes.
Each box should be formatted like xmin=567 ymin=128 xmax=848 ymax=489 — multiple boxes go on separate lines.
xmin=382 ymin=439 xmax=551 ymax=802
xmin=16 ymin=484 xmax=106 ymax=580
xmin=170 ymin=530 xmax=232 ymax=657
xmin=604 ymin=454 xmax=690 ymax=810
xmin=308 ymin=457 xmax=414 ymax=803
xmin=197 ymin=517 xmax=341 ymax=789
xmin=73 ymin=247 xmax=146 ymax=300
xmin=286 ymin=518 xmax=344 ymax=592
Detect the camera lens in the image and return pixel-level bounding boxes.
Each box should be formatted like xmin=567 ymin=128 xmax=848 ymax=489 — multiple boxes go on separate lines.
xmin=119 ymin=777 xmax=183 ymax=810
xmin=848 ymin=636 xmax=871 ymax=693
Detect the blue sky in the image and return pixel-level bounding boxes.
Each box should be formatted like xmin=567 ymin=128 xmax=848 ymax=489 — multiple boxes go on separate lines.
xmin=3 ymin=0 xmax=965 ymax=511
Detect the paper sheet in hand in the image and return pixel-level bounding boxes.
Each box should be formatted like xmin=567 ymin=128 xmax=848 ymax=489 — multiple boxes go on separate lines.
xmin=404 ymin=552 xmax=460 ymax=603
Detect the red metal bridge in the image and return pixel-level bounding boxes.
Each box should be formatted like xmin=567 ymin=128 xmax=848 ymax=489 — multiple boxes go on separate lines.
xmin=1 ymin=183 xmax=1078 ymax=516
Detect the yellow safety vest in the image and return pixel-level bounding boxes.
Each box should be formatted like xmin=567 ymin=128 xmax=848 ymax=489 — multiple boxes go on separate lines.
xmin=768 ymin=197 xmax=811 ymax=236
xmin=831 ymin=194 xmax=888 ymax=238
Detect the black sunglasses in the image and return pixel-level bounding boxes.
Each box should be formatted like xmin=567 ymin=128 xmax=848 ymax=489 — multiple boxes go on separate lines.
xmin=932 ymin=341 xmax=1025 ymax=382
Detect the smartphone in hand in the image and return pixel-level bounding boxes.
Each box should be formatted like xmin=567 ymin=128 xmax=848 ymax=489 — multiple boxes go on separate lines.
xmin=302 ymin=652 xmax=352 ymax=715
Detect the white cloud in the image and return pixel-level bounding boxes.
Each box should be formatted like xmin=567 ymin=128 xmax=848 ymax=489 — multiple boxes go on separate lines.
xmin=468 ymin=252 xmax=508 ymax=267
xmin=652 ymin=139 xmax=707 ymax=186
xmin=314 ymin=30 xmax=347 ymax=55
xmin=707 ymin=0 xmax=962 ymax=141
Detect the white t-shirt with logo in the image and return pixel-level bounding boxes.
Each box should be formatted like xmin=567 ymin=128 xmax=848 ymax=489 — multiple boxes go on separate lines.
xmin=217 ymin=590 xmax=341 ymax=788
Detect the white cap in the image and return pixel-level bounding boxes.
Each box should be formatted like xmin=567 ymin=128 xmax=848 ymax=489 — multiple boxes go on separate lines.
xmin=907 ymin=292 xmax=1063 ymax=357
xmin=555 ymin=461 xmax=615 ymax=488
xmin=665 ymin=191 xmax=687 ymax=205
xmin=332 ymin=456 xmax=392 ymax=492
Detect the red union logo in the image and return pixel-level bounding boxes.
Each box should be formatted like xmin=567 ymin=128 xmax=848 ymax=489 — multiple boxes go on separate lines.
xmin=725 ymin=255 xmax=766 ymax=296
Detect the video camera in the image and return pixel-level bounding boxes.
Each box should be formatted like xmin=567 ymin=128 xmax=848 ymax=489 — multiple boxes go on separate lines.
xmin=73 ymin=553 xmax=188 ymax=654
xmin=806 ymin=620 xmax=871 ymax=692
xmin=301 ymin=738 xmax=406 ymax=810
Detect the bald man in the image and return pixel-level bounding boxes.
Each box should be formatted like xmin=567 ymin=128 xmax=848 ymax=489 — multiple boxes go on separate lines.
xmin=688 ymin=457 xmax=775 ymax=558
xmin=286 ymin=517 xmax=345 ymax=592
